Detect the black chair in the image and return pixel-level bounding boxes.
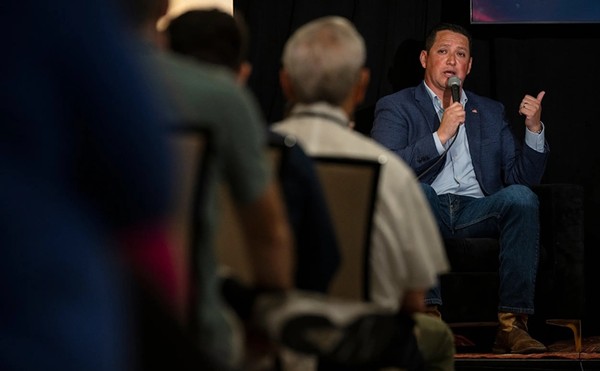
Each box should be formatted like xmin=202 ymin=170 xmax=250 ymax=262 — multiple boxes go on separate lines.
xmin=131 ymin=126 xmax=236 ymax=371
xmin=439 ymin=183 xmax=585 ymax=351
xmin=168 ymin=126 xmax=212 ymax=330
xmin=310 ymin=156 xmax=429 ymax=371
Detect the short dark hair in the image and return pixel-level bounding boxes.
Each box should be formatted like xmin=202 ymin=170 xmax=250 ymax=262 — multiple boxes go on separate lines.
xmin=424 ymin=23 xmax=472 ymax=53
xmin=166 ymin=9 xmax=248 ymax=72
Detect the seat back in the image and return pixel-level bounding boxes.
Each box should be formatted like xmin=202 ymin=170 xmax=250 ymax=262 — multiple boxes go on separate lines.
xmin=167 ymin=126 xmax=211 ymax=330
xmin=214 ymin=144 xmax=284 ymax=285
xmin=311 ymin=156 xmax=381 ymax=302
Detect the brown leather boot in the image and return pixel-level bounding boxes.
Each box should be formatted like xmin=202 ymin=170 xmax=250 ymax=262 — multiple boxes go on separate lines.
xmin=492 ymin=312 xmax=547 ymax=354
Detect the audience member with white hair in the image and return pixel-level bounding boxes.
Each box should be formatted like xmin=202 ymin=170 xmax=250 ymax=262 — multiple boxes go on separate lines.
xmin=272 ymin=16 xmax=455 ymax=371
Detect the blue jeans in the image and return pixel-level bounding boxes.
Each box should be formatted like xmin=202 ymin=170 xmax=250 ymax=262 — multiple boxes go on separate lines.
xmin=421 ymin=183 xmax=540 ymax=315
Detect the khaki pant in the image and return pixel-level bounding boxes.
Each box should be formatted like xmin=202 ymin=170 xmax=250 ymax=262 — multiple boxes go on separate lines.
xmin=413 ymin=313 xmax=455 ymax=371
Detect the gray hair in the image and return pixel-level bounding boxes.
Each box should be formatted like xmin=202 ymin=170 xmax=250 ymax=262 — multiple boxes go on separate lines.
xmin=282 ymin=16 xmax=366 ymax=106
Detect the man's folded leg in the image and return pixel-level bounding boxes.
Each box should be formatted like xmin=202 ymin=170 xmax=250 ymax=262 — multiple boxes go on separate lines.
xmin=221 ymin=278 xmax=457 ymax=370
xmin=413 ymin=313 xmax=455 ymax=371
xmin=252 ymin=291 xmax=425 ymax=370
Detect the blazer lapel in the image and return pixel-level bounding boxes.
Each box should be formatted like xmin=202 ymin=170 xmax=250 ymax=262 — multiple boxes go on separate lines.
xmin=415 ymin=83 xmax=440 ymax=133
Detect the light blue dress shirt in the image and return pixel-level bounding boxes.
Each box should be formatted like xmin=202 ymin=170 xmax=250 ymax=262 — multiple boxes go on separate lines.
xmin=423 ymin=83 xmax=545 ymax=198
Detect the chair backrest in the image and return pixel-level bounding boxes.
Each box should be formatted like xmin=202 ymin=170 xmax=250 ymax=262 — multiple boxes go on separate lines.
xmin=213 ymin=143 xmax=284 ymax=286
xmin=311 ymin=156 xmax=381 ymax=302
xmin=167 ymin=126 xmax=211 ymax=330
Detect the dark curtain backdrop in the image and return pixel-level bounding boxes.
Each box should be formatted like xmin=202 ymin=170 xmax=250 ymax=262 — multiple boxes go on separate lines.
xmin=234 ymin=0 xmax=442 ymax=125
xmin=235 ymin=0 xmax=600 ymax=336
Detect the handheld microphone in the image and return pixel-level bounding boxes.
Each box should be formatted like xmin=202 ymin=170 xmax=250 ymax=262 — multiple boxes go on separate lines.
xmin=418 ymin=77 xmax=462 ymax=180
xmin=447 ymin=76 xmax=461 ymax=103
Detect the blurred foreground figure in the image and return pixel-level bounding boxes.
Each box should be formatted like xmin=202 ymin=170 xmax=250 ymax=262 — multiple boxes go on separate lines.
xmin=166 ymin=7 xmax=340 ymax=295
xmin=122 ymin=0 xmax=295 ymax=368
xmin=0 ymin=1 xmax=175 ymax=370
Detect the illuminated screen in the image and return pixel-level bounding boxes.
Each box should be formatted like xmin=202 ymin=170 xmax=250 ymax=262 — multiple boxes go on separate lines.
xmin=471 ymin=0 xmax=600 ymax=24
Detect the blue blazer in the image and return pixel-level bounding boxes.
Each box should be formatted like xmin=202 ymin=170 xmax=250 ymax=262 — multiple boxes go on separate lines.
xmin=371 ymin=82 xmax=549 ymax=196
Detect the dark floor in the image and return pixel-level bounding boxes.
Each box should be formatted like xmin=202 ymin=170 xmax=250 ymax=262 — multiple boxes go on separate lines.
xmin=456 ymin=358 xmax=600 ymax=370
xmin=452 ymin=324 xmax=600 ymax=370
xmin=452 ymin=322 xmax=589 ymax=353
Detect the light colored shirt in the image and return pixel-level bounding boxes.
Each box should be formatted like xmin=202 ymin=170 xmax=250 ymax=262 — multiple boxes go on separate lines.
xmin=423 ymin=83 xmax=546 ymax=197
xmin=272 ymin=102 xmax=449 ymax=311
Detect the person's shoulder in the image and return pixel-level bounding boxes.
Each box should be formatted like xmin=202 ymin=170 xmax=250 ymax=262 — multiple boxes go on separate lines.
xmin=270 ymin=119 xmax=301 ymax=135
xmin=155 ymin=51 xmax=262 ymax=122
xmin=375 ymin=86 xmax=420 ymax=112
xmin=157 ymin=51 xmax=240 ymax=92
xmin=378 ymin=86 xmax=418 ymax=102
xmin=342 ymin=131 xmax=416 ymax=175
xmin=267 ymin=129 xmax=312 ymax=164
xmin=365 ymin=138 xmax=415 ymax=174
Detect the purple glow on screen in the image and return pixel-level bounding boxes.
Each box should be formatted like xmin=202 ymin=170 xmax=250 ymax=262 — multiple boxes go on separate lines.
xmin=471 ymin=0 xmax=600 ymax=23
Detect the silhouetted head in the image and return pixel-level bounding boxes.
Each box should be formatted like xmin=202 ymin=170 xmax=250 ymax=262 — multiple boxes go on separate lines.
xmin=167 ymin=9 xmax=248 ymax=72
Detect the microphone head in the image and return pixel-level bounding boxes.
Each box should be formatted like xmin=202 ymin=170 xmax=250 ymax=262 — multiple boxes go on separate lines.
xmin=447 ymin=76 xmax=461 ymax=88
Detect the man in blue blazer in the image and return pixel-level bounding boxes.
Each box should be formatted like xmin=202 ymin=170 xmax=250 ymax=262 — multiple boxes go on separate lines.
xmin=372 ymin=23 xmax=549 ymax=354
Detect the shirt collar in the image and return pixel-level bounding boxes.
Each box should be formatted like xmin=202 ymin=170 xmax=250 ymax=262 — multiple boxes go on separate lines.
xmin=422 ymin=80 xmax=468 ymax=114
xmin=289 ymin=102 xmax=351 ymax=127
